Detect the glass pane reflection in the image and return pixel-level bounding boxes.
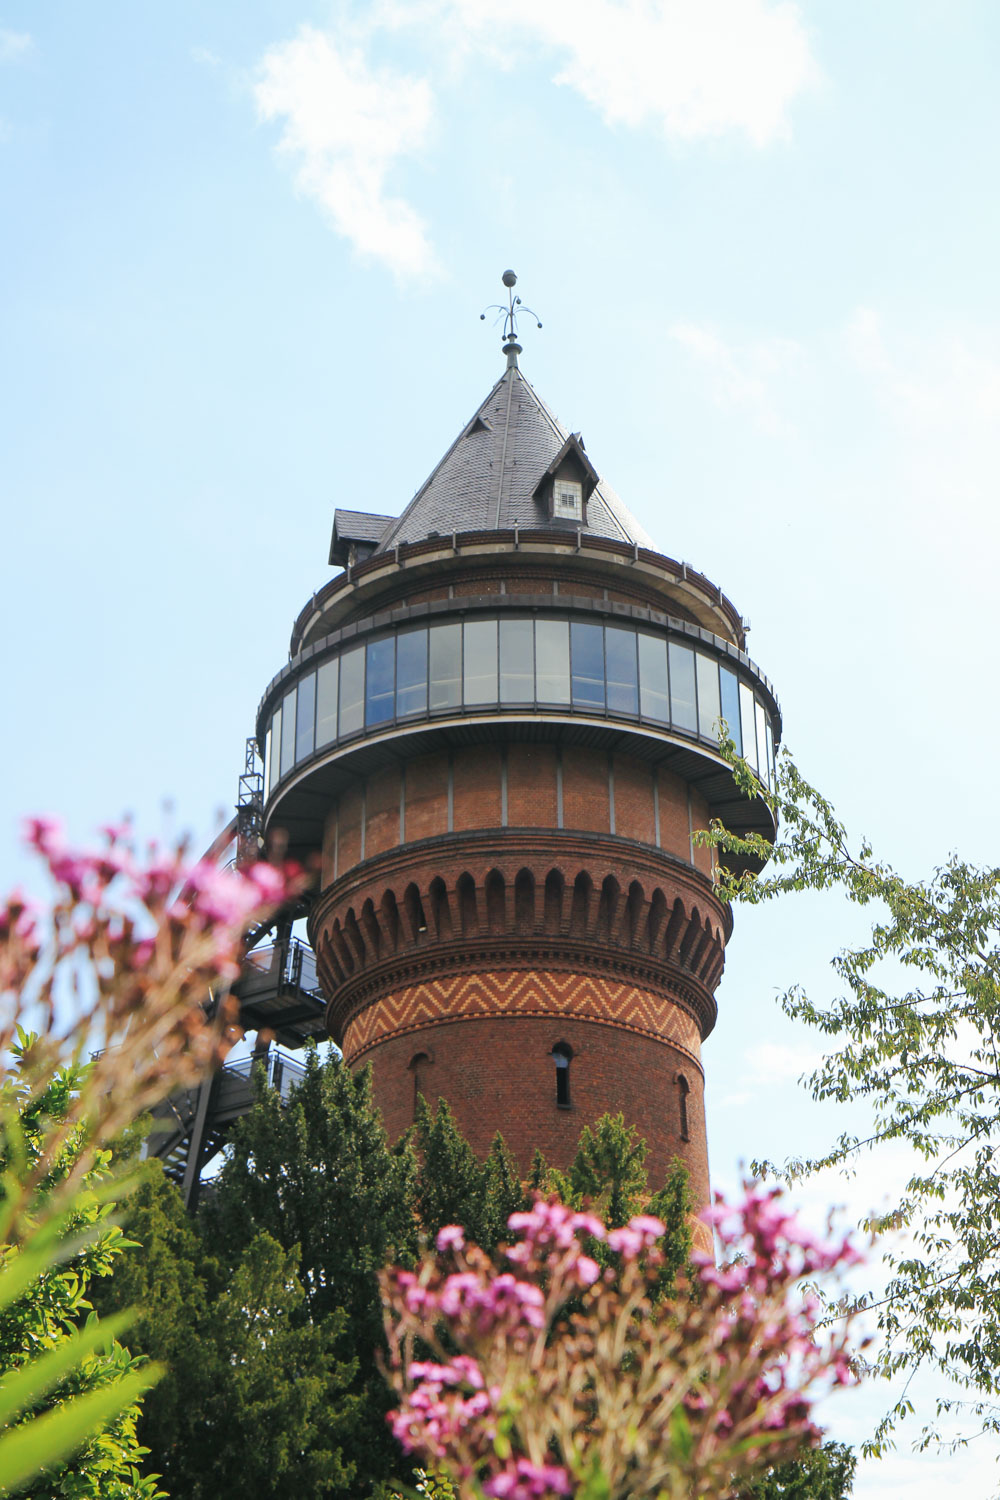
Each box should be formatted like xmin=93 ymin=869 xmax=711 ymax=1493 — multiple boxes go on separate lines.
xmin=500 ymin=620 xmax=533 ymax=702
xmin=534 ymin=620 xmax=570 ymax=703
xmin=316 ymin=658 xmax=339 ymax=748
xmin=571 ymin=622 xmax=605 ymax=708
xmin=464 ymin=620 xmax=498 ymax=704
xmin=396 ymin=629 xmax=427 ymax=716
xmin=638 ymin=634 xmax=669 ymax=723
xmin=339 ymin=648 xmax=365 ymax=737
xmin=668 ymin=643 xmax=697 ymax=732
xmin=296 ymin=672 xmax=316 ymax=761
xmin=719 ymin=666 xmax=741 ymax=753
xmin=430 ymin=624 xmax=461 ymax=710
xmin=696 ymin=655 xmax=721 ymax=739
xmin=280 ymin=689 xmax=296 ymax=778
xmin=606 ymin=627 xmax=638 ymax=715
xmin=366 ymin=637 xmax=395 ymax=726
xmin=739 ymin=683 xmax=758 ymax=773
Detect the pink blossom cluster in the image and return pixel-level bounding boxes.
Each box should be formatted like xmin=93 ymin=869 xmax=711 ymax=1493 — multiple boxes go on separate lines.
xmin=20 ymin=816 xmax=295 ymax=988
xmin=381 ymin=1189 xmax=866 ymax=1500
xmin=1 ymin=817 xmax=302 ymax=1191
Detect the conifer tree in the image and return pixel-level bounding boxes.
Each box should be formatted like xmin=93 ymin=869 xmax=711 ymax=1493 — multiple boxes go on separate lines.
xmin=413 ymin=1095 xmax=489 ymax=1244
xmin=94 ymin=1165 xmax=359 ymax=1500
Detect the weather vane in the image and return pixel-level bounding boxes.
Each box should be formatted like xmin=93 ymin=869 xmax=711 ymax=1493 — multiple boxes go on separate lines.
xmin=480 ymin=270 xmax=542 ymax=357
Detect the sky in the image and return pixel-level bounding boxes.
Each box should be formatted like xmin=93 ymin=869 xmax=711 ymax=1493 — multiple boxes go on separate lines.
xmin=3 ymin=1 xmax=1000 ymax=1492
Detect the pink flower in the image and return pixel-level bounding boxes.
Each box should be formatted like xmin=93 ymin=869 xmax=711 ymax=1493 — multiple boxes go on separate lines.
xmin=575 ymin=1255 xmax=600 ymax=1286
xmin=484 ymin=1459 xmax=573 ymax=1498
xmin=437 ymin=1225 xmax=466 ymax=1253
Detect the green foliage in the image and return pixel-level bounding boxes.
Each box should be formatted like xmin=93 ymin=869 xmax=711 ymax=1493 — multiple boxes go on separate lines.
xmin=0 ymin=1056 xmax=161 ymax=1499
xmin=414 ymin=1096 xmax=487 ymax=1243
xmin=565 ymin=1112 xmax=650 ymax=1227
xmin=95 ymin=1065 xmax=386 ymax=1497
xmin=736 ymin=1440 xmax=856 ymax=1499
xmin=704 ymin=740 xmax=1000 ymax=1444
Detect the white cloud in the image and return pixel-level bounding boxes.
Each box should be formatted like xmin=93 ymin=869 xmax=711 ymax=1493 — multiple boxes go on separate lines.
xmin=669 ymin=321 xmax=802 ymax=433
xmin=253 ymin=25 xmax=436 ymax=280
xmin=253 ymin=1 xmax=817 ymax=272
xmin=0 ymin=29 xmax=30 ymax=63
xmin=380 ymin=0 xmax=818 ymax=146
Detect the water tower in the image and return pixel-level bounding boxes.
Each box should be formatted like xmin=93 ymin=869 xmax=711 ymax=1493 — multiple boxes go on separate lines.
xmin=253 ymin=277 xmax=780 ymax=1206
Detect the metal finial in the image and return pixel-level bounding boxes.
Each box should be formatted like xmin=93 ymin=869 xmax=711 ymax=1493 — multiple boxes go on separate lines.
xmin=480 ymin=269 xmax=543 ymax=367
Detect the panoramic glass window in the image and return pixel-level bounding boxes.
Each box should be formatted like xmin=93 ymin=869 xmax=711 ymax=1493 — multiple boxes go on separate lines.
xmin=264 ymin=614 xmax=777 ymax=801
xmin=296 ymin=672 xmax=316 ymax=762
xmin=279 ymin=688 xmax=296 ymax=779
xmin=366 ymin=637 xmax=395 ymax=726
xmin=668 ymin=643 xmax=697 ymax=732
xmin=396 ymin=628 xmax=428 ymax=716
xmin=464 ymin=619 xmax=498 ymax=704
xmin=339 ymin=647 xmax=365 ymax=737
xmin=605 ymin=626 xmax=638 ymax=715
xmin=571 ymin=622 xmax=605 ymax=708
xmin=534 ymin=619 xmax=570 ymax=703
xmin=316 ymin=658 xmax=339 ymax=749
xmin=429 ymin=623 xmax=462 ymax=710
xmin=500 ymin=619 xmax=534 ymax=702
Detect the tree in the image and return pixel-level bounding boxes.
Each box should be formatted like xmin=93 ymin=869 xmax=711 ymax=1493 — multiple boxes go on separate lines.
xmin=203 ymin=1047 xmax=420 ymax=1492
xmin=736 ymin=1441 xmax=856 ymax=1499
xmin=706 ymin=745 xmax=1000 ymax=1446
xmin=94 ymin=1164 xmax=359 ymax=1499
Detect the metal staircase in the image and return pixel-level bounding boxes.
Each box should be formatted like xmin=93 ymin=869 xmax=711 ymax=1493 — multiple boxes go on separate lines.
xmin=145 ymin=742 xmax=330 ymax=1207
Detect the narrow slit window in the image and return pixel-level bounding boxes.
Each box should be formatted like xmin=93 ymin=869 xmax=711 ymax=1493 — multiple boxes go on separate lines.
xmin=552 ymin=1042 xmax=572 ymax=1108
xmin=677 ymin=1074 xmax=690 ymax=1142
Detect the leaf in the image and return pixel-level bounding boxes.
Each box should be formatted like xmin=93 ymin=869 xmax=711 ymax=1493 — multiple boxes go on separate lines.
xmin=669 ymin=1403 xmax=694 ymax=1463
xmin=0 ymin=1363 xmax=161 ymax=1496
xmin=0 ymin=1310 xmax=135 ymax=1427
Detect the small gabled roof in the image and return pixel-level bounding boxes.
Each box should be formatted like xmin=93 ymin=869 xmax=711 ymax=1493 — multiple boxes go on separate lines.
xmin=531 ymin=431 xmax=600 ymax=503
xmin=370 ymin=360 xmax=653 ymax=554
xmin=329 ymin=508 xmax=396 ymax=566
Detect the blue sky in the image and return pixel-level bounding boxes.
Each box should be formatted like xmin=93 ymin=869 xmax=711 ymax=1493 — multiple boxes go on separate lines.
xmin=3 ymin=3 xmax=1000 ymax=1491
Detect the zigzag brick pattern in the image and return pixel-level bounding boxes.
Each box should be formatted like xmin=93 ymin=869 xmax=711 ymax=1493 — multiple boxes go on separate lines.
xmin=343 ymin=969 xmax=703 ymax=1066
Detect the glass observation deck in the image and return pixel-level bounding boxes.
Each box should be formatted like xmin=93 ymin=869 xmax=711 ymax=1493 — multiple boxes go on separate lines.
xmin=260 ymin=612 xmax=779 ymax=808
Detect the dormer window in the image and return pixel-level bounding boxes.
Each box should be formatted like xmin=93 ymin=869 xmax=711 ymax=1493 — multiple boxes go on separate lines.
xmin=554 ymin=480 xmax=583 ymax=520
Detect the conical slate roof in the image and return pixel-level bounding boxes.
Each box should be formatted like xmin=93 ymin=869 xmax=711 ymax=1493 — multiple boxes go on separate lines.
xmin=331 ymin=356 xmax=654 ymax=565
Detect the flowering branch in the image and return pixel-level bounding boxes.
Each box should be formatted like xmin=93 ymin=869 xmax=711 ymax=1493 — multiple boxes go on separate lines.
xmin=381 ymin=1189 xmax=867 ymax=1500
xmin=1 ymin=817 xmax=302 ymax=1245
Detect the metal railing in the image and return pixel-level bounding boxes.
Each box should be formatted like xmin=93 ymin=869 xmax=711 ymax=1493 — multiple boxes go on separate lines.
xmin=241 ymin=936 xmax=323 ymax=999
xmin=221 ymin=1049 xmax=307 ymax=1103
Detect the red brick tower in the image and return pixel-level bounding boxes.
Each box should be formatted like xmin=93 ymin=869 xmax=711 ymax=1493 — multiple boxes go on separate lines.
xmin=256 ymin=292 xmax=779 ymax=1207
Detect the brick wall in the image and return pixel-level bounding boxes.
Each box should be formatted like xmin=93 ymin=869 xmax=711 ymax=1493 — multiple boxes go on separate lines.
xmin=362 ymin=1007 xmax=710 ymax=1209
xmin=320 ymin=748 xmax=716 ymax=886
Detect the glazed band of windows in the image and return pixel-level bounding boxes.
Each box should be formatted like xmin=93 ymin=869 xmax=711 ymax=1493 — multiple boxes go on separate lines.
xmin=262 ymin=617 xmax=777 ymax=802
